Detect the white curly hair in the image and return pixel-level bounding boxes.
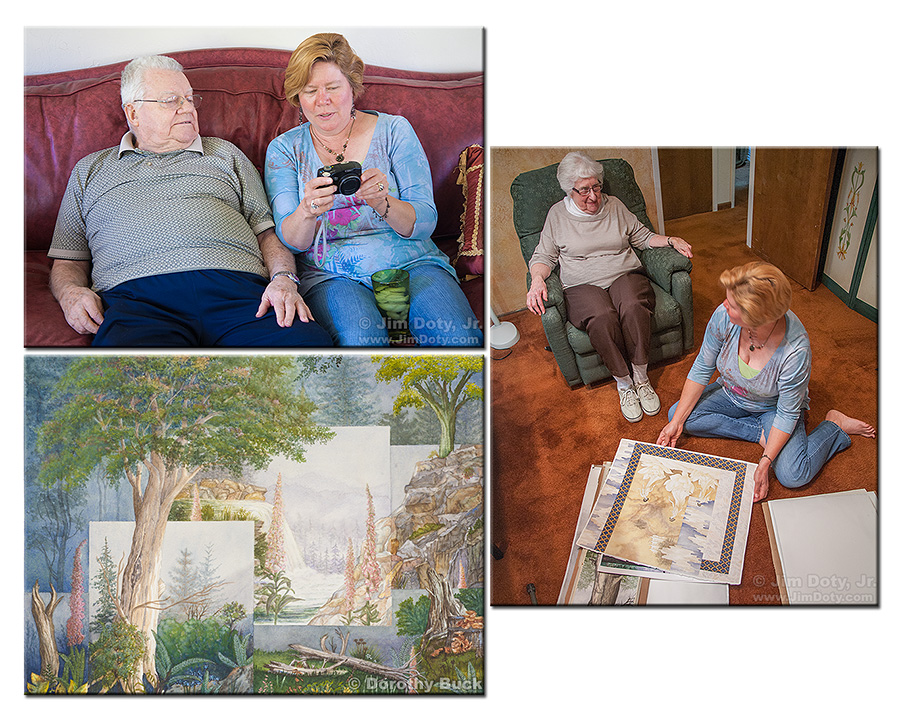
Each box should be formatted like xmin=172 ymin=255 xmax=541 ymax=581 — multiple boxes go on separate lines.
xmin=556 ymin=151 xmax=604 ymax=194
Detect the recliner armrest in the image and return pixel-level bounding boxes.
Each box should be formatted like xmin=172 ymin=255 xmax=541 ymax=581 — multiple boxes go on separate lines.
xmin=640 ymin=247 xmax=692 ymax=294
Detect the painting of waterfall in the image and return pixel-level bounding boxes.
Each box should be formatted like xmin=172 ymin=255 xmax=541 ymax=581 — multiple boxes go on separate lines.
xmin=248 ymin=426 xmax=393 ymax=626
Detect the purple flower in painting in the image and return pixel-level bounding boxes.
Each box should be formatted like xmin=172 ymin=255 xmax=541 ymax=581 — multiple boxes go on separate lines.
xmin=342 ymin=537 xmax=356 ymax=615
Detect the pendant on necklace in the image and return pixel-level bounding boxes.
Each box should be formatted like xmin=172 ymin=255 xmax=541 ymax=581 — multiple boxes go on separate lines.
xmin=748 ymin=329 xmax=761 ymax=351
xmin=315 ymin=108 xmax=355 ymax=165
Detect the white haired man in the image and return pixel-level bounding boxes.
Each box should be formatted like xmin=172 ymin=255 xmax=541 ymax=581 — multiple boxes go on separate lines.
xmin=48 ymin=55 xmax=332 ymax=347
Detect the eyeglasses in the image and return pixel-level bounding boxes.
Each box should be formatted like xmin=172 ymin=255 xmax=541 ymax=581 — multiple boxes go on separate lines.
xmin=134 ymin=95 xmax=202 ymax=109
xmin=572 ymin=183 xmax=602 ymax=197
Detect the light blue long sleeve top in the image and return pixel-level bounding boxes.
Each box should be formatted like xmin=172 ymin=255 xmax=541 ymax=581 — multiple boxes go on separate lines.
xmin=264 ymin=111 xmax=455 ymax=292
xmin=687 ymin=303 xmax=811 ymax=434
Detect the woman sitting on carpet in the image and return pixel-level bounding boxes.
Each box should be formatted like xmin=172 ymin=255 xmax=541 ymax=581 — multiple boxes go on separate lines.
xmin=526 ymin=151 xmax=692 ymax=422
xmin=264 ymin=32 xmax=482 ymax=347
xmin=656 ymin=260 xmax=875 ymax=502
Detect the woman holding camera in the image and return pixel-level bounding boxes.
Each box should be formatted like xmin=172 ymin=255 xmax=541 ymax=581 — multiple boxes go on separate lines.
xmin=265 ymin=32 xmax=482 ymax=346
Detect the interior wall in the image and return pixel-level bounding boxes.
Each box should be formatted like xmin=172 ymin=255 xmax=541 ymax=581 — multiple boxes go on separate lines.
xmin=490 ymin=147 xmax=657 ymax=316
xmin=23 ymin=27 xmax=483 ymax=75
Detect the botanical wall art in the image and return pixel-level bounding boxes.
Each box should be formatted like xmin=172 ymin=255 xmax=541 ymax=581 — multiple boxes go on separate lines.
xmin=25 ymin=355 xmax=484 ymax=695
xmin=821 ymin=148 xmax=879 ymax=319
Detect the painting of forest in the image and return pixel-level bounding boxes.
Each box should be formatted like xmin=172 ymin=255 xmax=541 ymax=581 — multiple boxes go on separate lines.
xmin=24 ymin=355 xmax=484 ymax=695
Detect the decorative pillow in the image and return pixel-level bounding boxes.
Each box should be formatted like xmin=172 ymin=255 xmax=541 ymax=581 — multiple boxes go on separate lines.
xmin=453 ymin=144 xmax=484 ymax=276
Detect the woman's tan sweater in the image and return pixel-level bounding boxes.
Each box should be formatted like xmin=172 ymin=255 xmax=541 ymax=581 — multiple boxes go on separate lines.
xmin=529 ymin=194 xmax=655 ymax=290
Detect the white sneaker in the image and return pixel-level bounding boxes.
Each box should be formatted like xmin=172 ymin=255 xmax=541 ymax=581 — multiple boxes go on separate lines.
xmin=634 ymin=381 xmax=661 ymax=416
xmin=618 ymin=386 xmax=643 ymax=423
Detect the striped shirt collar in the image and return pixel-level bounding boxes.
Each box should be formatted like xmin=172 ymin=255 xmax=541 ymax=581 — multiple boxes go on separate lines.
xmin=118 ymin=132 xmax=204 ymax=157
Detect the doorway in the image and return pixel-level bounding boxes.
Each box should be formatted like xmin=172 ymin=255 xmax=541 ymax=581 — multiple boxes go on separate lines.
xmin=734 ymin=147 xmax=750 ymax=209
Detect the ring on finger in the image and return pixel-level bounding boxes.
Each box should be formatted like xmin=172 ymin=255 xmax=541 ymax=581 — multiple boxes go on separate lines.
xmin=377 ymin=182 xmax=384 ymax=192
xmin=311 ymin=201 xmax=319 ymax=210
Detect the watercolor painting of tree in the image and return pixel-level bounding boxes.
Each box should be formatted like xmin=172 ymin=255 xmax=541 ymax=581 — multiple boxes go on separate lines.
xmin=373 ymin=356 xmax=483 ymax=458
xmin=32 ymin=356 xmax=332 ymax=690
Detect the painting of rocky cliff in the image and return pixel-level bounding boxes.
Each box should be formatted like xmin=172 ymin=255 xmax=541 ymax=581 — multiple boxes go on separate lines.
xmin=24 ymin=355 xmax=484 ymax=695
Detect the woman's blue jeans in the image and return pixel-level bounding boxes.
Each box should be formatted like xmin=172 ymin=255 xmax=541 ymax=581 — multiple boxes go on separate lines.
xmin=669 ymin=382 xmax=851 ymax=489
xmin=303 ymin=264 xmax=484 ymax=347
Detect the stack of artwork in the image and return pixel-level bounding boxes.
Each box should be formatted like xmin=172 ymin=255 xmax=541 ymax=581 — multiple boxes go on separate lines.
xmin=560 ymin=439 xmax=754 ymax=604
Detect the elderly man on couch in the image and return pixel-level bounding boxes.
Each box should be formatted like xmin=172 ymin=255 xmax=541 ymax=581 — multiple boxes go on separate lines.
xmin=48 ymin=54 xmax=332 ymax=347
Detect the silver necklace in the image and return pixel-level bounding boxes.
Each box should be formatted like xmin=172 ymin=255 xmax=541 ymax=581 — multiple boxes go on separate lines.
xmin=748 ymin=319 xmax=779 ymax=351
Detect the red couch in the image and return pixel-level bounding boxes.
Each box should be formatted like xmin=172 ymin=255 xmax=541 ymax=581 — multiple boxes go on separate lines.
xmin=24 ymin=47 xmax=484 ymax=347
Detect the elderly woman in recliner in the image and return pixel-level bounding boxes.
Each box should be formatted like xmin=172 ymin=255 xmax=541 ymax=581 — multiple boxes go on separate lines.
xmin=526 ymin=152 xmax=692 ymax=422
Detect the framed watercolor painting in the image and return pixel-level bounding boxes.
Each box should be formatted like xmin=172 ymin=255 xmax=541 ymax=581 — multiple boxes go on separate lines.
xmin=576 ymin=439 xmax=754 ymax=585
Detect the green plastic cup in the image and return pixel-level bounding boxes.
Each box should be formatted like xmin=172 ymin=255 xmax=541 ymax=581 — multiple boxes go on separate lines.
xmin=371 ymin=268 xmax=411 ymax=342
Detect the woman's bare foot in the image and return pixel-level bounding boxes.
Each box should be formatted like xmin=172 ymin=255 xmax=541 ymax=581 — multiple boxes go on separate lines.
xmin=826 ymin=409 xmax=876 ymax=439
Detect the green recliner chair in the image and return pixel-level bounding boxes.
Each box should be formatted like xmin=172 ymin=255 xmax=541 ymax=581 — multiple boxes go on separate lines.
xmin=511 ymin=158 xmax=694 ymax=387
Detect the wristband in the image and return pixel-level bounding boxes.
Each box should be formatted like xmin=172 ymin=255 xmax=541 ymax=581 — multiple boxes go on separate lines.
xmin=271 ymin=271 xmax=301 ymax=286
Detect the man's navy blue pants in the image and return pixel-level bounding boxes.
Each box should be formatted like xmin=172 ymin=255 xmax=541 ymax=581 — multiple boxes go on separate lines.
xmin=92 ymin=270 xmax=333 ymax=347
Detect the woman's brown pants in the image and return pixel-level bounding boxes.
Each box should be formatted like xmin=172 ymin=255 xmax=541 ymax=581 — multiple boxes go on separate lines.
xmin=563 ymin=271 xmax=655 ymax=379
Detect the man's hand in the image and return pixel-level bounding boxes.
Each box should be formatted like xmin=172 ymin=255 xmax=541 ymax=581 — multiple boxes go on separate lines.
xmin=49 ymin=258 xmax=104 ymax=334
xmin=256 ymin=275 xmax=315 ymax=327
xmin=57 ymin=285 xmax=104 ymax=334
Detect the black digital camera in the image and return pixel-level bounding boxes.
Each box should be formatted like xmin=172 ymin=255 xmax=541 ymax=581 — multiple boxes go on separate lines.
xmin=317 ymin=161 xmax=362 ymax=195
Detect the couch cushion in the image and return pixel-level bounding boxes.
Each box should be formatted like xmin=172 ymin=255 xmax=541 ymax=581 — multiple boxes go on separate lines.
xmin=25 ymin=72 xmax=126 ymax=251
xmin=185 ymin=65 xmax=300 ymax=171
xmin=24 ymin=251 xmax=91 ymax=347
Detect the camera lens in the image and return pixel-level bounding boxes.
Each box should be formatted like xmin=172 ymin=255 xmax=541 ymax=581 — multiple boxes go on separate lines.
xmin=339 ymin=175 xmax=362 ymax=195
